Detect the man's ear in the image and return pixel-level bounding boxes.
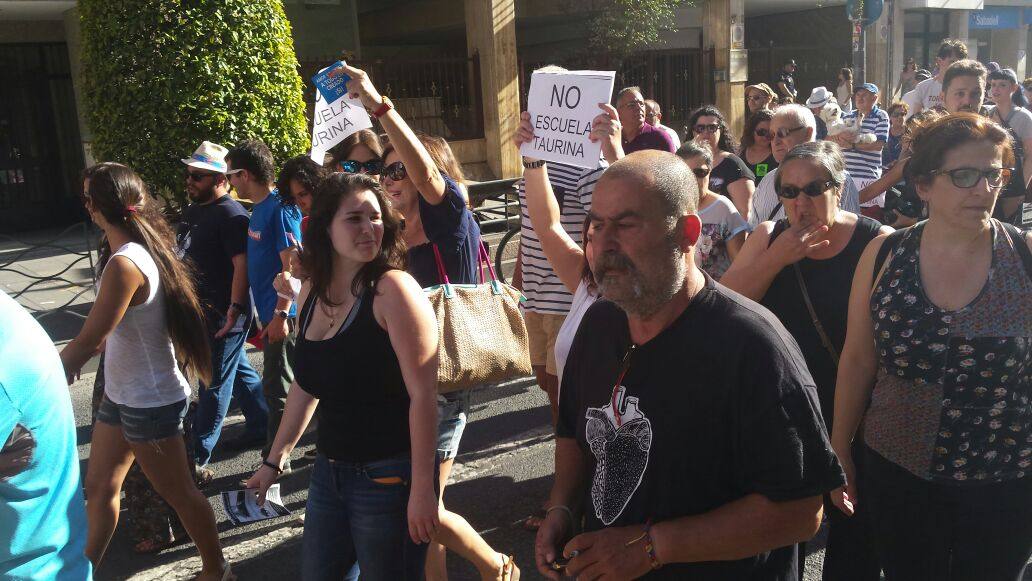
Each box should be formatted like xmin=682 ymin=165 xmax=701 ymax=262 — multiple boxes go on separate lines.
xmin=683 ymin=214 xmax=702 ymax=247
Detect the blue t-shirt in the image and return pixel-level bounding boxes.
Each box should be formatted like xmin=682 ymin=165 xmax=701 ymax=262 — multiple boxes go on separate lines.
xmin=247 ymin=190 xmax=302 ymax=324
xmin=408 ymin=175 xmax=483 ymax=287
xmin=0 ymin=292 xmax=92 ymax=581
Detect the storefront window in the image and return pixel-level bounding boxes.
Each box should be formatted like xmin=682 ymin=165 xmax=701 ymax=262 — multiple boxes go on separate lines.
xmin=903 ymin=10 xmax=949 ymax=70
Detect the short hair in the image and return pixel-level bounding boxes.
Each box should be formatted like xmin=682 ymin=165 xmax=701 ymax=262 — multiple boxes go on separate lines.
xmin=772 ymin=104 xmax=817 ymax=136
xmin=644 ymin=99 xmax=661 ymax=115
xmin=942 ymin=59 xmax=987 ymax=94
xmin=739 ymin=108 xmax=775 ymax=151
xmin=775 ymin=141 xmax=847 ymax=192
xmin=887 ymin=101 xmax=909 ymax=117
xmin=600 ymin=150 xmax=699 ymax=221
xmin=616 ymin=86 xmax=643 ymax=103
xmin=226 ymin=138 xmax=276 ymax=185
xmin=906 ymin=112 xmax=1015 ymax=186
xmin=675 ymin=141 xmax=713 ymax=165
xmin=276 ymin=155 xmax=329 ymax=207
xmin=937 ymin=38 xmax=968 ymax=61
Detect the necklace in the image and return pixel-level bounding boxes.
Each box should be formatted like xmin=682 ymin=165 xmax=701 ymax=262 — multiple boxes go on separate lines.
xmin=610 ymin=344 xmax=637 ymax=427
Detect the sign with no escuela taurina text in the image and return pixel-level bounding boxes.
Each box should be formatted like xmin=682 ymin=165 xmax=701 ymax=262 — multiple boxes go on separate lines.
xmin=519 ymin=70 xmax=615 ymax=169
xmin=309 ymin=61 xmax=373 ymax=163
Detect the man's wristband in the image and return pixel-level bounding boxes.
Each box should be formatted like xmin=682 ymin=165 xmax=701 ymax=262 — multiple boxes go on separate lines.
xmin=262 ymin=459 xmax=284 ymax=474
xmin=545 ymin=504 xmax=574 ymax=525
xmin=625 ymin=521 xmax=662 ymax=570
xmin=522 ymin=158 xmax=546 ymax=170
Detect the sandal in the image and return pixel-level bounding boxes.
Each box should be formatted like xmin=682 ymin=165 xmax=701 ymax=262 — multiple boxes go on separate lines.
xmin=500 ymin=555 xmax=520 ymax=581
xmin=133 ymin=536 xmax=175 ymax=554
xmin=521 ymin=508 xmax=546 ymax=532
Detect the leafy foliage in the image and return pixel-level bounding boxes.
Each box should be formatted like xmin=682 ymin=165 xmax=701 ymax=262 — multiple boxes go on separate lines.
xmin=80 ymin=0 xmax=308 ymax=207
xmin=589 ymin=0 xmax=689 ymax=64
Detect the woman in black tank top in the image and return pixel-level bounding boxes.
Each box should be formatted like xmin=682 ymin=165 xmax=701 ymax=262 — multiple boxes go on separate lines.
xmin=722 ymin=142 xmax=890 ymax=581
xmin=246 ymin=173 xmax=440 ymax=580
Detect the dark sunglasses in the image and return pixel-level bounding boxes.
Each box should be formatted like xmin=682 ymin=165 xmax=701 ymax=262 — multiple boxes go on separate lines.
xmin=754 ymin=128 xmax=771 ymax=137
xmin=186 ymin=170 xmax=216 ymax=182
xmin=693 ymin=167 xmax=711 ymax=178
xmin=774 ymin=125 xmax=806 ymax=140
xmin=339 ymin=159 xmax=384 ymax=175
xmin=694 ymin=123 xmax=720 ymax=134
xmin=381 ymin=161 xmax=408 ymax=182
xmin=931 ymin=167 xmax=1012 ymax=189
xmin=778 ymin=180 xmax=835 ymax=199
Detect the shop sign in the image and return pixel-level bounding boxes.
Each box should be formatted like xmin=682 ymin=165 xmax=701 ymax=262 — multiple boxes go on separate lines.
xmin=968 ymin=6 xmax=1021 ymax=29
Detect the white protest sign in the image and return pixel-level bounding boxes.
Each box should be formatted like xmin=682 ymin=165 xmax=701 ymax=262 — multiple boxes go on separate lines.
xmin=520 ymin=70 xmax=615 ymax=169
xmin=309 ymin=69 xmax=373 ymax=163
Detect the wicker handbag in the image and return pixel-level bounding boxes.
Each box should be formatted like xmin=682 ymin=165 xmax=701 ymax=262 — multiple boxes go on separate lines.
xmin=424 ymin=243 xmax=532 ymax=393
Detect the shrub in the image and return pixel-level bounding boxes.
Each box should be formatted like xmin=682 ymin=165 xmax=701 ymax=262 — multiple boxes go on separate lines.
xmin=80 ymin=0 xmax=309 ymax=208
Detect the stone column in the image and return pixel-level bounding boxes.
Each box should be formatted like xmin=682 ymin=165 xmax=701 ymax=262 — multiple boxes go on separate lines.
xmin=950 ymin=10 xmax=975 ymax=60
xmin=703 ymin=0 xmax=746 ymax=138
xmin=465 ymin=0 xmax=521 ymax=179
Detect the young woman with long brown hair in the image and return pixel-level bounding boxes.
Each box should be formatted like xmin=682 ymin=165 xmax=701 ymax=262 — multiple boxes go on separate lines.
xmin=60 ymin=162 xmax=231 ymax=580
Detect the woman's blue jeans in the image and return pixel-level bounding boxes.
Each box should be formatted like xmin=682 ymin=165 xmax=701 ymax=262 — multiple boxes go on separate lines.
xmin=301 ymin=453 xmax=432 ymax=581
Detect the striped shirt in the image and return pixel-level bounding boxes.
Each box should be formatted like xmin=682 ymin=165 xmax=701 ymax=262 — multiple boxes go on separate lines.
xmin=517 ymin=161 xmax=606 ymax=314
xmin=748 ymin=167 xmax=862 ymax=227
xmin=841 ymin=107 xmax=890 ymax=181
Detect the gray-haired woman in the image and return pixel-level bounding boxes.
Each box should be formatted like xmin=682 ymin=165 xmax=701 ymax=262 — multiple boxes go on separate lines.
xmin=722 ymin=141 xmax=890 ymax=580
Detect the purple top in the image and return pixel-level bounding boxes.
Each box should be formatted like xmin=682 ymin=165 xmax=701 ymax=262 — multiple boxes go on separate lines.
xmin=622 ymin=122 xmax=678 ymax=154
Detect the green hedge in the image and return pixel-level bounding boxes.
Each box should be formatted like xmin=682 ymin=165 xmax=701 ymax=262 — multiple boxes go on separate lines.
xmin=80 ymin=0 xmax=309 ymax=207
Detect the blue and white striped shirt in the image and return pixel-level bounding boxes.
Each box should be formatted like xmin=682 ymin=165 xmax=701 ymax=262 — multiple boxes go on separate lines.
xmin=841 ymin=107 xmax=890 ymax=181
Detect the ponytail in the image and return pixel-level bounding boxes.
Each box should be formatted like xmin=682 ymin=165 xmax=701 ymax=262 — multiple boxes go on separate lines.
xmin=84 ymin=163 xmax=212 ymax=385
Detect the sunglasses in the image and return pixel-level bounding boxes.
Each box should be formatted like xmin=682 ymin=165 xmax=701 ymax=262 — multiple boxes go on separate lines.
xmin=186 ymin=170 xmax=216 ymax=182
xmin=779 ymin=180 xmax=835 ymax=199
xmin=754 ymin=128 xmax=771 ymax=138
xmin=692 ymin=167 xmax=711 ymax=178
xmin=694 ymin=123 xmax=720 ymax=134
xmin=339 ymin=159 xmax=384 ymax=175
xmin=931 ymin=167 xmax=1012 ymax=189
xmin=774 ymin=125 xmax=806 ymax=140
xmin=380 ymin=161 xmax=408 ymax=182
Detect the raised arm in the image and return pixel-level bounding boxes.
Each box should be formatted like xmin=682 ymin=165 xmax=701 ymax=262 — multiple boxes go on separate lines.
xmin=343 ymin=64 xmax=447 ymax=205
xmin=374 ymin=269 xmax=440 ymax=545
xmin=513 ymin=112 xmax=588 ymax=293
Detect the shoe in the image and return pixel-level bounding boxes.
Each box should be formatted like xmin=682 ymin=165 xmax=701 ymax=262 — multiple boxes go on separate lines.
xmin=194 ymin=466 xmax=215 ymax=488
xmin=221 ymin=432 xmax=265 ymax=451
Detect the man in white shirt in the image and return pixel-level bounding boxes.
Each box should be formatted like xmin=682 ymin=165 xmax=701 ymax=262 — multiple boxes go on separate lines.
xmin=748 ymin=105 xmax=861 ymax=226
xmin=907 ymin=38 xmax=967 ymax=117
xmin=644 ymin=99 xmax=682 ymax=149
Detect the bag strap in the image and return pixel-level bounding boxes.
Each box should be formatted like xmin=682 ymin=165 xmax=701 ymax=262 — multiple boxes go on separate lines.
xmin=792 ymin=263 xmax=840 ymax=367
xmin=767 ymin=201 xmax=784 ymax=223
xmin=431 ymin=243 xmax=450 ymax=285
xmin=872 ymin=228 xmax=908 ymax=285
xmin=1001 ymin=222 xmax=1032 ymax=282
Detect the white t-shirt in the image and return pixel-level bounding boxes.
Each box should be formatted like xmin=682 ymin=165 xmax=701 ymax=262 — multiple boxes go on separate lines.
xmin=911 ymin=77 xmax=943 ymax=112
xmin=987 ymin=106 xmax=1032 ymax=142
xmin=555 ymin=280 xmax=600 ymax=387
xmin=103 ymin=242 xmax=191 ymax=408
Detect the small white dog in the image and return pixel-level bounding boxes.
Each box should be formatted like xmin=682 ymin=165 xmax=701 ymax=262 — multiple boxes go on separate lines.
xmin=821 ymin=101 xmax=876 ymax=145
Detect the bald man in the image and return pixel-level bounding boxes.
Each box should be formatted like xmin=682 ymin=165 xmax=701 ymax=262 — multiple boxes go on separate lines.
xmin=535 ymin=151 xmax=844 ymax=580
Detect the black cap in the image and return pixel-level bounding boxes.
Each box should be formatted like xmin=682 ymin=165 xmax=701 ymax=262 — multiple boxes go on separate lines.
xmin=988 ymin=68 xmax=1018 ymax=85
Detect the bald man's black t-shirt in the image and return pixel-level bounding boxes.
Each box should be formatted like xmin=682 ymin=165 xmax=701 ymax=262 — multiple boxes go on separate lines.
xmin=557 ymin=275 xmax=845 ymax=580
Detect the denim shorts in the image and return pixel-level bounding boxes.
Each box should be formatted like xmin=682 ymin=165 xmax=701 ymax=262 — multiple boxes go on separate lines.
xmin=96 ymin=396 xmax=188 ymax=443
xmin=436 ymin=390 xmax=472 ymax=461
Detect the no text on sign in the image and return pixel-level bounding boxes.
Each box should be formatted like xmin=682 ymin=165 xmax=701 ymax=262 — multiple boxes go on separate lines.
xmin=520 ymin=70 xmax=615 ymax=169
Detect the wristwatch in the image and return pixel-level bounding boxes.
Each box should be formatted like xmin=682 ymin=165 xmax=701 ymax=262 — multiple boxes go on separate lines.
xmin=371 ymin=96 xmax=394 ymax=119
xmin=522 ymin=158 xmax=546 ymax=169
xmin=275 ymin=309 xmax=291 ymax=319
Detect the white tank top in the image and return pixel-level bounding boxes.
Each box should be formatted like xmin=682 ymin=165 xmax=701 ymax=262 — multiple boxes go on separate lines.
xmin=554 ymin=280 xmax=600 ymax=388
xmin=103 ymin=242 xmax=190 ymax=408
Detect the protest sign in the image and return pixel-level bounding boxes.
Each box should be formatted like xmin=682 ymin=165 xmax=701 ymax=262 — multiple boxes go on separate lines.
xmin=519 ymin=70 xmax=615 ymax=169
xmin=309 ymin=62 xmax=373 ymax=163
xmin=221 ymin=484 xmax=291 ymax=526
xmin=311 ymin=61 xmax=351 ymax=103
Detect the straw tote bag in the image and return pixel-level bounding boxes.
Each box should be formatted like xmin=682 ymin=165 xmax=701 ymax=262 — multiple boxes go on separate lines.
xmin=424 ymin=243 xmax=532 ymax=393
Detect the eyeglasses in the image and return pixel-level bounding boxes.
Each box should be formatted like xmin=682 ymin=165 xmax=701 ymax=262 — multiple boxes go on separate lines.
xmin=694 ymin=123 xmax=720 ymax=134
xmin=381 ymin=161 xmax=407 ymax=182
xmin=339 ymin=159 xmax=384 ymax=175
xmin=931 ymin=167 xmax=1012 ymax=188
xmin=754 ymin=128 xmax=771 ymax=138
xmin=186 ymin=170 xmax=216 ymax=182
xmin=773 ymin=125 xmax=806 ymax=140
xmin=778 ymin=180 xmax=836 ymax=199
xmin=692 ymin=167 xmax=711 ymax=178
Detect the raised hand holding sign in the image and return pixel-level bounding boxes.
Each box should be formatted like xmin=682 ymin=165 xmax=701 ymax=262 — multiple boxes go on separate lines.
xmin=309 ymin=60 xmax=373 ymax=163
xmin=519 ymin=70 xmax=616 ymax=169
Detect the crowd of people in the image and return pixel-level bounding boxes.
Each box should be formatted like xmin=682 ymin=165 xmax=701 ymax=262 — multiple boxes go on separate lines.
xmin=3 ymin=40 xmax=1032 ymax=581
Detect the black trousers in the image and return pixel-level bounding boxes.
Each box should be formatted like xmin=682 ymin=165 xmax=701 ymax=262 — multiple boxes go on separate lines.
xmin=863 ymin=446 xmax=1032 ymax=581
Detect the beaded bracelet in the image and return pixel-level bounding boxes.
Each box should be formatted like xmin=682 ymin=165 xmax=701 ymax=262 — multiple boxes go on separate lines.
xmin=625 ymin=520 xmax=662 ymax=570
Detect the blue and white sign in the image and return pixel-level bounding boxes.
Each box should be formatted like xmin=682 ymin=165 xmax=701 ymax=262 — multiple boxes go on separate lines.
xmin=311 ymin=61 xmax=352 ymax=103
xmin=969 ymin=6 xmax=1021 ymax=29
xmin=309 ymin=61 xmax=372 ymax=163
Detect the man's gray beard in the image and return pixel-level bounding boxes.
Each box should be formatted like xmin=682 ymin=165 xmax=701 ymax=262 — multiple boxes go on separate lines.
xmin=598 ymin=249 xmax=687 ymax=319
